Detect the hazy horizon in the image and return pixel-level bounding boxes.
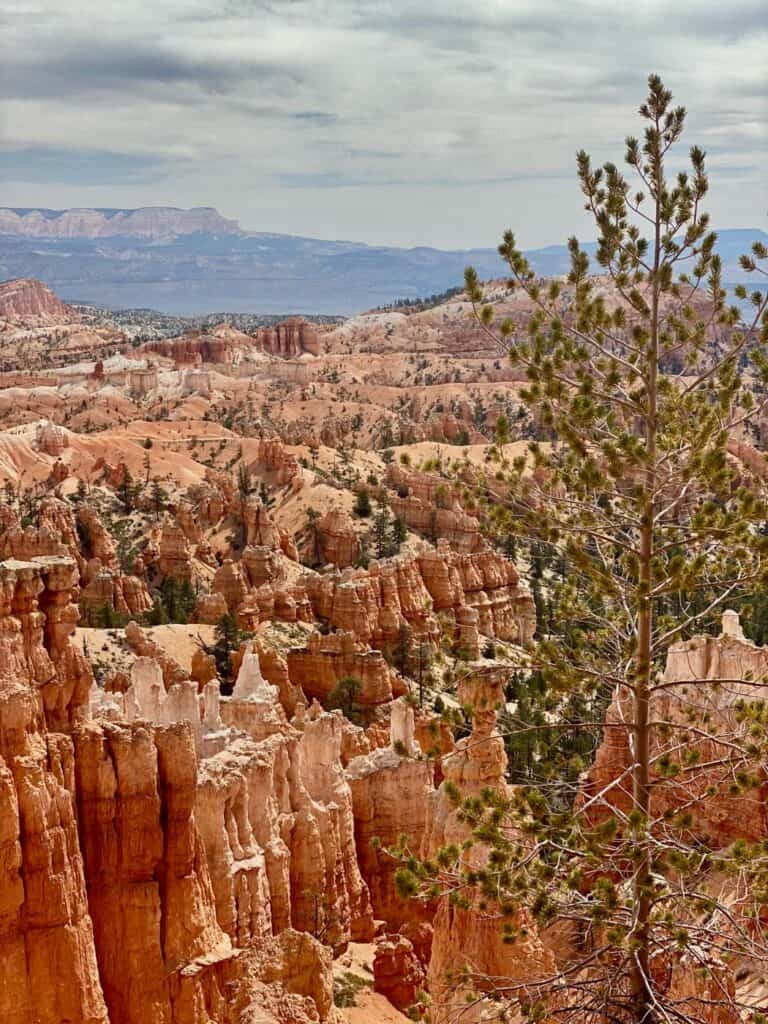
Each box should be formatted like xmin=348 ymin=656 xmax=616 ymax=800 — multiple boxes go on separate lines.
xmin=2 ymin=0 xmax=766 ymax=251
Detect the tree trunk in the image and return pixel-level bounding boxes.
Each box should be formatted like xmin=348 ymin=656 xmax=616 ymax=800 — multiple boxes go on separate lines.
xmin=630 ymin=125 xmax=661 ymax=1023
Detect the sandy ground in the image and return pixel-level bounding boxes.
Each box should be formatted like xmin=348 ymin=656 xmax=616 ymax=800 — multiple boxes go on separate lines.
xmin=143 ymin=623 xmax=217 ymax=667
xmin=343 ymin=990 xmax=411 ymax=1024
xmin=335 ymin=943 xmax=411 ymax=1024
xmin=75 ymin=623 xmax=217 ymax=675
xmin=389 ymin=438 xmax=535 ymax=469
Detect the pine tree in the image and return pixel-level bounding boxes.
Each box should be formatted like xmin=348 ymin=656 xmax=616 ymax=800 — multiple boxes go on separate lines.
xmin=391 ymin=514 xmax=408 ymax=550
xmin=158 ymin=577 xmax=196 ymax=623
xmin=145 ymin=596 xmax=169 ymax=626
xmin=96 ymin=602 xmax=122 ymax=628
xmin=372 ymin=503 xmax=392 ymax=558
xmin=353 ymin=487 xmax=372 ymax=518
xmin=117 ymin=468 xmax=137 ymax=513
xmin=390 ymin=621 xmax=413 ymax=676
xmin=212 ymin=612 xmax=248 ymax=690
xmin=237 ymin=463 xmax=252 ymax=498
xmin=150 ymin=477 xmax=168 ymax=520
xmin=326 ymin=675 xmax=364 ymax=724
xmin=398 ymin=75 xmax=768 ymax=1023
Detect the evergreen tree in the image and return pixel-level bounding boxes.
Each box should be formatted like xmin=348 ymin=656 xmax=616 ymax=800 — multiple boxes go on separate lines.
xmin=326 ymin=675 xmax=364 ymax=724
xmin=212 ymin=612 xmax=249 ymax=690
xmin=398 ymin=76 xmax=768 ymax=1023
xmin=372 ymin=503 xmax=392 ymax=558
xmin=158 ymin=577 xmax=196 ymax=623
xmin=72 ymin=478 xmax=88 ymax=504
xmin=391 ymin=515 xmax=407 ymax=550
xmin=117 ymin=468 xmax=138 ymax=513
xmin=495 ymin=412 xmax=510 ymax=446
xmin=390 ymin=621 xmax=413 ymax=676
xmin=145 ymin=596 xmax=169 ymax=626
xmin=96 ymin=602 xmax=122 ymax=628
xmin=237 ymin=463 xmax=252 ymax=498
xmin=150 ymin=477 xmax=168 ymax=520
xmin=353 ymin=487 xmax=372 ymax=518
xmin=305 ymin=507 xmax=321 ymax=564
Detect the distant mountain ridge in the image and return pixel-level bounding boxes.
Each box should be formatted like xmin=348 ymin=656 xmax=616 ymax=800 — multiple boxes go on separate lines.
xmin=0 ymin=206 xmax=764 ymax=315
xmin=0 ymin=206 xmax=241 ymax=240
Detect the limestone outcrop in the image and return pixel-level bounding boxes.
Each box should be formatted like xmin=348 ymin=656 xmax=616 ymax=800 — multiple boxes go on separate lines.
xmin=0 ymin=206 xmax=240 ymax=240
xmin=124 ymin=620 xmax=188 ymax=687
xmin=583 ymin=610 xmax=768 ymax=848
xmin=80 ymin=570 xmax=154 ymax=618
xmin=35 ymin=418 xmax=71 ymax=456
xmin=347 ymin=701 xmax=434 ymax=930
xmin=0 ymin=499 xmax=152 ymax=616
xmin=157 ymin=516 xmax=195 ymax=580
xmin=194 ymin=590 xmax=228 ymax=624
xmin=315 ymin=509 xmax=360 ymax=568
xmin=373 ymin=933 xmax=426 ymax=1012
xmin=0 ymin=556 xmax=91 ymax=731
xmin=303 ymin=542 xmax=534 ymax=649
xmin=0 ymin=277 xmax=77 ymax=322
xmin=145 ymin=332 xmax=236 ymax=365
xmin=390 ymin=494 xmax=484 ymax=551
xmin=0 ymin=555 xmax=105 ymax=1024
xmin=246 ymin=441 xmax=301 ymax=491
xmin=74 ymin=718 xmax=232 ymax=1023
xmin=197 ymin=708 xmax=376 ymax=954
xmin=213 ymin=559 xmax=249 ymax=611
xmin=234 ymin=583 xmax=314 ymax=630
xmin=242 ymin=544 xmax=283 ymax=587
xmin=385 ymin=462 xmax=484 ymax=550
xmin=254 ymin=319 xmax=321 ymax=359
xmin=287 ymin=629 xmax=405 ymax=706
xmin=0 ymin=550 xmax=356 ymax=1024
xmin=304 ymin=555 xmax=436 ymax=646
xmin=423 ymin=665 xmax=556 ymax=1023
xmin=127 ymin=366 xmax=158 ymax=394
xmin=239 ymin=640 xmax=304 ymax=716
xmin=243 ymin=495 xmax=291 ymax=549
xmin=419 ymin=541 xmax=535 ymax=643
xmin=123 ymin=657 xmax=202 ymax=748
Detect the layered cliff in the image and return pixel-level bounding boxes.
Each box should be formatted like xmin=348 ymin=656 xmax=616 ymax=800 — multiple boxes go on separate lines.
xmin=0 ymin=555 xmax=351 ymax=1024
xmin=0 ymin=556 xmax=106 ymax=1024
xmin=144 ymin=332 xmax=237 ymax=366
xmin=303 ymin=541 xmax=535 ymax=650
xmin=0 ymin=277 xmax=78 ymax=322
xmin=583 ymin=610 xmax=768 ymax=847
xmin=422 ymin=666 xmax=556 ymax=1023
xmin=0 ymin=498 xmax=152 ymax=618
xmin=254 ymin=320 xmax=321 ymax=359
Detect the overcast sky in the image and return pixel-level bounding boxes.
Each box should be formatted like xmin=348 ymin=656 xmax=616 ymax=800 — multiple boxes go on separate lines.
xmin=1 ymin=0 xmax=765 ymax=248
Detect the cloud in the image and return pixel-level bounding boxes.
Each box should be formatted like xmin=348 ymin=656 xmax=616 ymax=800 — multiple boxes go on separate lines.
xmin=0 ymin=39 xmax=305 ymax=101
xmin=664 ymin=0 xmax=768 ymax=39
xmin=290 ymin=111 xmax=339 ymax=125
xmin=1 ymin=0 xmax=765 ymax=247
xmin=0 ymin=145 xmax=168 ymax=185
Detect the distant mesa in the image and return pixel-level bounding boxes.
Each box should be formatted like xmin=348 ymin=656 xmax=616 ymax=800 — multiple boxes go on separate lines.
xmin=0 ymin=277 xmax=78 ymax=322
xmin=142 ymin=317 xmax=321 ymax=364
xmin=0 ymin=205 xmax=242 ymax=241
xmin=0 ymin=207 xmax=764 ymax=317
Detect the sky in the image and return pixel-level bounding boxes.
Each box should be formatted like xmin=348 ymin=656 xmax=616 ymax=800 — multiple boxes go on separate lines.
xmin=0 ymin=0 xmax=766 ymax=249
